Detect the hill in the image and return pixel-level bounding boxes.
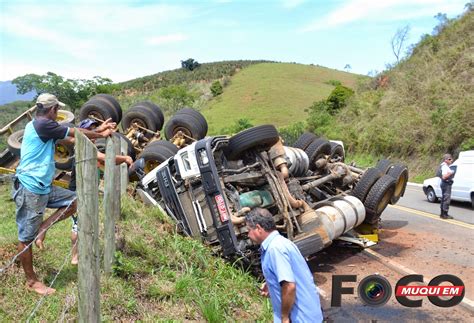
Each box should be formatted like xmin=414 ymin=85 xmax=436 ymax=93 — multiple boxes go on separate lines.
xmin=201 ymin=63 xmax=361 ymax=134
xmin=316 ymin=8 xmax=474 ymax=178
xmin=0 ymin=81 xmax=36 ymax=105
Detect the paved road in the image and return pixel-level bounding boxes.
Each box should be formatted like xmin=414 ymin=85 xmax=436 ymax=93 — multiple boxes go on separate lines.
xmin=309 ymin=183 xmax=474 ymax=321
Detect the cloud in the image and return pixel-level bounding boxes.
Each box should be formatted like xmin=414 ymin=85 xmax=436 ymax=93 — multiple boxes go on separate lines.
xmin=146 ymin=33 xmax=188 ymax=46
xmin=301 ymin=0 xmax=467 ymax=32
xmin=281 ymin=0 xmax=307 ymax=9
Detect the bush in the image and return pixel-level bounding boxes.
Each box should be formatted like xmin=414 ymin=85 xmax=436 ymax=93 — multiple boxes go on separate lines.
xmin=220 ymin=118 xmax=254 ymax=134
xmin=307 ymin=100 xmax=335 ymax=136
xmin=326 ymin=85 xmax=354 ymax=114
xmin=279 ymin=122 xmax=305 ymax=146
xmin=158 ymin=85 xmax=197 ymax=114
xmin=210 ymin=81 xmax=223 ymax=97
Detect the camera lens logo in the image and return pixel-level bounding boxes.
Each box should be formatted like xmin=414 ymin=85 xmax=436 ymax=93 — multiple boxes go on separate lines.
xmin=358 ymin=275 xmax=392 ymax=307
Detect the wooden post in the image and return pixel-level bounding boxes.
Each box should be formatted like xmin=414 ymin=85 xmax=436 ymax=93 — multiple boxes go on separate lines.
xmin=76 ymin=132 xmax=100 ymax=323
xmin=120 ymin=137 xmax=128 ymax=195
xmin=103 ymin=137 xmax=119 ymax=274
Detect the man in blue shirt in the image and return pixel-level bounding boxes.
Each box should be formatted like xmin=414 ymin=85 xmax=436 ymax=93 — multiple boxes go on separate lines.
xmin=246 ymin=207 xmax=323 ymax=323
xmin=13 ymin=93 xmax=114 ymax=295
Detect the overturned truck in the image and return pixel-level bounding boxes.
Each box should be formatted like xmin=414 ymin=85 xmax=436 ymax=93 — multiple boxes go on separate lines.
xmin=135 ymin=125 xmax=408 ymax=265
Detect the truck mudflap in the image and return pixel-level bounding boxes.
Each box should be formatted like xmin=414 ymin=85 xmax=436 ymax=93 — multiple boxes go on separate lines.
xmin=156 ymin=166 xmax=192 ymax=235
xmin=196 ymin=139 xmax=239 ymax=256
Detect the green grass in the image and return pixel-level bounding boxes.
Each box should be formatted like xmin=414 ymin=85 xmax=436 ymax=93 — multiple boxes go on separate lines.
xmin=201 ymin=63 xmax=361 ymax=134
xmin=0 ymin=184 xmax=272 ymax=321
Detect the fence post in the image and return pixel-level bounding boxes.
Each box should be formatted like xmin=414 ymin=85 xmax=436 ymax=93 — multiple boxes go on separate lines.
xmin=76 ymin=131 xmax=100 ymax=323
xmin=120 ymin=137 xmax=128 ymax=195
xmin=103 ymin=137 xmax=119 ymax=274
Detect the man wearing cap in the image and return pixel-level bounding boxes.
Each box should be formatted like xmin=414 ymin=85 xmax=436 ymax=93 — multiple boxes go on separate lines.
xmin=439 ymin=153 xmax=455 ymax=219
xmin=12 ymin=93 xmax=114 ymax=295
xmin=68 ymin=118 xmax=132 ymax=265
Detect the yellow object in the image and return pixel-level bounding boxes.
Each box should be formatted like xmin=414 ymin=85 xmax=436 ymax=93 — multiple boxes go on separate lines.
xmin=355 ymin=223 xmax=379 ymax=243
xmin=0 ymin=167 xmax=69 ymax=189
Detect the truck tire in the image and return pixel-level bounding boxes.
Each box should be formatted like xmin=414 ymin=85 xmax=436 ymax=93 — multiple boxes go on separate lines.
xmin=56 ymin=110 xmax=75 ymax=124
xmin=387 ymin=164 xmax=408 ymax=204
xmin=95 ymin=133 xmax=137 ymax=160
xmin=114 ymin=132 xmax=136 ymax=160
xmin=147 ymin=140 xmax=179 ymax=154
xmin=55 ymin=142 xmax=74 ymax=170
xmin=131 ymin=101 xmax=164 ymax=131
xmin=164 ymin=113 xmax=206 ymax=142
xmin=329 ymin=142 xmax=345 ymax=162
xmin=139 ymin=142 xmax=177 ymax=174
xmin=364 ymin=175 xmax=396 ymax=224
xmin=91 ymin=94 xmax=123 ymax=123
xmin=351 ymin=167 xmax=383 ymax=202
xmin=305 ymin=138 xmax=331 ymax=169
xmin=7 ymin=129 xmax=24 ymax=157
xmin=79 ymin=99 xmax=120 ymax=123
xmin=293 ymin=133 xmax=317 ymax=150
xmin=225 ymin=125 xmax=280 ymax=160
xmin=375 ymin=159 xmax=393 ymax=174
xmin=176 ymin=108 xmax=208 ymax=136
xmin=122 ymin=106 xmax=159 ymax=138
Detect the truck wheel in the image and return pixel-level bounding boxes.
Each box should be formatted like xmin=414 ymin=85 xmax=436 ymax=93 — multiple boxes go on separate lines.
xmin=164 ymin=113 xmax=206 ymax=142
xmin=95 ymin=133 xmax=137 ymax=160
xmin=122 ymin=106 xmax=159 ymax=139
xmin=375 ymin=159 xmax=393 ymax=174
xmin=55 ymin=142 xmax=74 ymax=170
xmin=293 ymin=132 xmax=317 ymax=150
xmin=130 ymin=101 xmax=164 ymax=131
xmin=351 ymin=167 xmax=383 ymax=202
xmin=426 ymin=187 xmax=438 ymax=203
xmin=387 ymin=164 xmax=408 ymax=204
xmin=91 ymin=94 xmax=123 ymax=123
xmin=225 ymin=125 xmax=280 ymax=160
xmin=176 ymin=108 xmax=208 ymax=136
xmin=139 ymin=142 xmax=177 ymax=174
xmin=305 ymin=138 xmax=331 ymax=169
xmin=56 ymin=110 xmax=75 ymax=124
xmin=363 ymin=175 xmax=396 ymax=224
xmin=329 ymin=142 xmax=345 ymax=162
xmin=147 ymin=140 xmax=179 ymax=153
xmin=7 ymin=129 xmax=24 ymax=157
xmin=79 ymin=99 xmax=120 ymax=123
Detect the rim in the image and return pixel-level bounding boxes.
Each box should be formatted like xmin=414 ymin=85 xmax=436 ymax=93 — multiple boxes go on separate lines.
xmin=427 ymin=189 xmax=435 ymax=201
xmin=55 ymin=144 xmax=71 ymax=162
xmin=144 ymin=160 xmax=160 ymax=174
xmin=393 ymin=172 xmax=407 ymax=196
xmin=55 ymin=111 xmax=67 ymax=122
xmin=377 ymin=188 xmax=394 ymax=213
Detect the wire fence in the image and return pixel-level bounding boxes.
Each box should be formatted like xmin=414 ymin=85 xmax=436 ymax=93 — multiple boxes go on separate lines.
xmin=26 ymin=238 xmax=78 ymax=323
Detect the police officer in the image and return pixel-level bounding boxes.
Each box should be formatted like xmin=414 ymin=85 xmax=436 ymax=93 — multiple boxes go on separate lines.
xmin=439 ymin=153 xmax=455 ymax=219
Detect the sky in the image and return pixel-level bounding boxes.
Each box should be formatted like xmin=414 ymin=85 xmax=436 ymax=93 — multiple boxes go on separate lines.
xmin=0 ymin=0 xmax=469 ymax=83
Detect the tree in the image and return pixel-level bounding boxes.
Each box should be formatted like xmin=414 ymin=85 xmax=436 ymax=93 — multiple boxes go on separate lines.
xmin=391 ymin=25 xmax=410 ymax=63
xmin=181 ymin=58 xmax=200 ymax=71
xmin=158 ymin=85 xmax=196 ymax=114
xmin=210 ymin=81 xmax=223 ymax=97
xmin=326 ymin=85 xmax=354 ymax=114
xmin=344 ymin=64 xmax=352 ymax=72
xmin=12 ymin=72 xmax=117 ymax=112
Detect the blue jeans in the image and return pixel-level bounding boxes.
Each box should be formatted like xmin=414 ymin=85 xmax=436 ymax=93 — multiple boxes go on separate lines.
xmin=13 ymin=181 xmax=76 ymax=242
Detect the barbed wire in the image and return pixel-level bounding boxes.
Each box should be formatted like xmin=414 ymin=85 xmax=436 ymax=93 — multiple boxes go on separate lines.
xmin=0 ymin=198 xmax=76 ymax=275
xmin=58 ymin=292 xmax=76 ymax=323
xmin=26 ymin=238 xmax=78 ymax=323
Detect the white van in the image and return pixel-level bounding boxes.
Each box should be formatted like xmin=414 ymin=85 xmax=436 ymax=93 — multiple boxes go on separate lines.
xmin=423 ymin=150 xmax=474 ymax=208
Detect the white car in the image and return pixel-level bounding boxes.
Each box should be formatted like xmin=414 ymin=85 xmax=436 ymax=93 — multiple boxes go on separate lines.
xmin=423 ymin=150 xmax=474 ymax=209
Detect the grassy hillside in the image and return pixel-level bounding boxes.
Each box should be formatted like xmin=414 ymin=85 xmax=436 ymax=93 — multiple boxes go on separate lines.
xmin=0 ymin=101 xmax=32 ymax=151
xmin=201 ymin=63 xmax=361 ymax=134
xmin=0 ymin=184 xmax=272 ymax=321
xmin=302 ymin=9 xmax=473 ymax=180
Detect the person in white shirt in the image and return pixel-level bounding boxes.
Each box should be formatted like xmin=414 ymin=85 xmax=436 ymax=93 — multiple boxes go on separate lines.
xmin=439 ymin=153 xmax=455 ymax=219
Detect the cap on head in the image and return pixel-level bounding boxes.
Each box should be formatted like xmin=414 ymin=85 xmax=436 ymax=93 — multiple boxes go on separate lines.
xmin=78 ymin=118 xmax=98 ymax=129
xmin=36 ymin=93 xmax=66 ymax=109
xmin=443 ymin=153 xmax=453 ymax=161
